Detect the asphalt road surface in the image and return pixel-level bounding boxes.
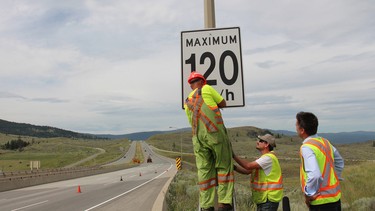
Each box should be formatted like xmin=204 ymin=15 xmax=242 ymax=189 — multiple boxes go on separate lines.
xmin=0 ymin=142 xmax=177 ymax=211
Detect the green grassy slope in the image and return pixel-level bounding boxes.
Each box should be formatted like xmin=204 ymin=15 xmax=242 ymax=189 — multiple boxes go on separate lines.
xmin=147 ymin=126 xmax=375 ymax=211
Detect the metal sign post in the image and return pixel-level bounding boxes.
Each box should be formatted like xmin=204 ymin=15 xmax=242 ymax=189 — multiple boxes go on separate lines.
xmin=204 ymin=0 xmax=216 ymax=28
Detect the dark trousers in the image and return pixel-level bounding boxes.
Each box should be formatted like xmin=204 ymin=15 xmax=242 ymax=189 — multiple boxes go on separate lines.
xmin=257 ymin=200 xmax=279 ymax=211
xmin=309 ymin=200 xmax=341 ymax=211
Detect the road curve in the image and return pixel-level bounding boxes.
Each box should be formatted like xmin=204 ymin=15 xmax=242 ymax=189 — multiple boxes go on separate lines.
xmin=0 ymin=142 xmax=177 ymax=211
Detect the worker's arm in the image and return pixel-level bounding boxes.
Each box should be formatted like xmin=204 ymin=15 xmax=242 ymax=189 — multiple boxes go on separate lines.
xmin=233 ymin=164 xmax=252 ymax=175
xmin=234 ymin=155 xmax=261 ymax=170
xmin=333 ymin=145 xmax=344 ymax=181
xmin=301 ymin=146 xmax=322 ymax=196
xmin=217 ymin=99 xmax=226 ymax=108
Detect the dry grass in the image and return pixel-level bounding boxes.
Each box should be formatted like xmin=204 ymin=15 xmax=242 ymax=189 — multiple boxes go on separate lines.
xmin=0 ymin=134 xmax=130 ymax=171
xmin=147 ymin=127 xmax=375 ymax=211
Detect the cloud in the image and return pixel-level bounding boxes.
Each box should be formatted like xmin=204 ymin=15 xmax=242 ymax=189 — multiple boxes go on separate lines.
xmin=255 ymin=60 xmax=286 ymax=69
xmin=0 ymin=92 xmax=26 ymax=100
xmin=0 ymin=0 xmax=374 ymax=134
xmin=246 ymin=41 xmax=302 ymax=55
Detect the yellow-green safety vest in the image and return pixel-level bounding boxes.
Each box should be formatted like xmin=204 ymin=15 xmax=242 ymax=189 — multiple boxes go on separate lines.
xmin=300 ymin=137 xmax=341 ymax=205
xmin=251 ymin=152 xmax=283 ymax=204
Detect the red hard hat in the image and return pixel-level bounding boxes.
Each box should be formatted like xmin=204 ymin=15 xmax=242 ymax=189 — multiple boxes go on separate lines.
xmin=188 ymin=71 xmax=206 ymax=84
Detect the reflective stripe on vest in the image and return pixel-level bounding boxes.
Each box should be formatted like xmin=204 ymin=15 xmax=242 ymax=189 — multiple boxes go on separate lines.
xmin=199 ymin=177 xmax=217 ymax=191
xmin=300 ymin=137 xmax=341 ymax=205
xmin=251 ymin=180 xmax=283 ymax=191
xmin=185 ymin=88 xmax=223 ymax=135
xmin=251 ymin=152 xmax=283 ymax=204
xmin=218 ymin=172 xmax=234 ymax=184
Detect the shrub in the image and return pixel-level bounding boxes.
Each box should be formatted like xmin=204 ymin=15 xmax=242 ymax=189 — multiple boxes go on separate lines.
xmin=2 ymin=137 xmax=30 ymax=150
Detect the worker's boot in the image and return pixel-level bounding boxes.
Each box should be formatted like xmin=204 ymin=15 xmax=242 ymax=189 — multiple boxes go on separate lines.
xmin=218 ymin=203 xmax=233 ymax=211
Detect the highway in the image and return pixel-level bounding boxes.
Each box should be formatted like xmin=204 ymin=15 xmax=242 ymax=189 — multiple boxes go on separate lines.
xmin=0 ymin=142 xmax=177 ymax=211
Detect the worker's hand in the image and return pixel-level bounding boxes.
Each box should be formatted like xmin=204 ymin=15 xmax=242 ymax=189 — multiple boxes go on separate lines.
xmin=218 ymin=99 xmax=226 ymax=108
xmin=304 ymin=192 xmax=320 ymax=207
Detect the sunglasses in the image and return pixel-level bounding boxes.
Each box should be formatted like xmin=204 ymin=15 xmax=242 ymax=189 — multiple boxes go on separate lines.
xmin=258 ymin=139 xmax=268 ymax=143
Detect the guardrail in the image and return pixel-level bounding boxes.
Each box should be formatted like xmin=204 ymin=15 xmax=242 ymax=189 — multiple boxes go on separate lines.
xmin=1 ymin=167 xmax=96 ymax=180
xmin=0 ymin=165 xmax=131 ymax=192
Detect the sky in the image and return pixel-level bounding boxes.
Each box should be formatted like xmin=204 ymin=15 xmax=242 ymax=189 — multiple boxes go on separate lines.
xmin=1 ymin=0 xmax=374 ymax=134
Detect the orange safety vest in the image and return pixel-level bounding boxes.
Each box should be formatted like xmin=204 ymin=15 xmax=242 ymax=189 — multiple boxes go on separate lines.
xmin=185 ymin=88 xmax=224 ymax=136
xmin=300 ymin=137 xmax=341 ymax=205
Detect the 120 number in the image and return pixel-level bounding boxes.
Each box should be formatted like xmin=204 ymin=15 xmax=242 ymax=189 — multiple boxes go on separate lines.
xmin=185 ymin=50 xmax=239 ymax=86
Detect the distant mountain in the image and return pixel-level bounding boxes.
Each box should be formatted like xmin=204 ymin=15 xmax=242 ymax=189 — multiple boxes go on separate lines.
xmin=270 ymin=129 xmax=297 ymax=136
xmin=96 ymin=128 xmax=191 ymax=140
xmin=320 ymin=131 xmax=375 ymax=144
xmin=0 ymin=118 xmax=189 ymax=140
xmin=96 ymin=131 xmax=165 ymax=140
xmin=270 ymin=129 xmax=375 ymax=144
xmin=0 ymin=119 xmax=100 ymax=139
xmin=1 ymin=118 xmax=373 ymax=144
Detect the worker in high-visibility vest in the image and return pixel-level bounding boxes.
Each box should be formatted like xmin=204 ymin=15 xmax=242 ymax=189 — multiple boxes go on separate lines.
xmin=184 ymin=71 xmax=234 ymax=211
xmin=234 ymin=134 xmax=283 ymax=211
xmin=296 ymin=111 xmax=344 ymax=210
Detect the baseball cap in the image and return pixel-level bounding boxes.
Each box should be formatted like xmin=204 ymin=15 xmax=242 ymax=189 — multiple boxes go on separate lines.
xmin=258 ymin=134 xmax=276 ymax=147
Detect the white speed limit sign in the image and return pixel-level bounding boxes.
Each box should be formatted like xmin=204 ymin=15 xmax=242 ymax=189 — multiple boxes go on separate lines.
xmin=181 ymin=27 xmax=245 ymax=108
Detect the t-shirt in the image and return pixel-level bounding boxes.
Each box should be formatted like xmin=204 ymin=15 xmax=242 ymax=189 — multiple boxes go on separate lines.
xmin=198 ymin=84 xmax=224 ymax=107
xmin=255 ymin=155 xmax=273 ymax=175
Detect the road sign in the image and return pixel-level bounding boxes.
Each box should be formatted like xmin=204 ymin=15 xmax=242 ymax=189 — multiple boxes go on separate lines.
xmin=181 ymin=27 xmax=245 ymax=108
xmin=175 ymin=157 xmax=182 ymax=170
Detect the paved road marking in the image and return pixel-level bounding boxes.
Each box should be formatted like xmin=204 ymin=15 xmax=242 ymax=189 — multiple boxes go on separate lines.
xmin=11 ymin=200 xmax=49 ymax=211
xmin=84 ymin=164 xmax=173 ymax=211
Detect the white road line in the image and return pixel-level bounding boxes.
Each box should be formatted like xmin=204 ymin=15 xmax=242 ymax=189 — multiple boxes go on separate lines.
xmin=11 ymin=200 xmax=49 ymax=211
xmin=84 ymin=164 xmax=173 ymax=211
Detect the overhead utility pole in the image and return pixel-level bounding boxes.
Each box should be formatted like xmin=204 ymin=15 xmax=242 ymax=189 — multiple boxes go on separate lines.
xmin=204 ymin=0 xmax=216 ymax=28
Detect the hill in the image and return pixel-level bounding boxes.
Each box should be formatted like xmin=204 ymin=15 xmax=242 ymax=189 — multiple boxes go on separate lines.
xmin=320 ymin=131 xmax=375 ymax=144
xmin=270 ymin=129 xmax=375 ymax=144
xmin=1 ymin=118 xmax=373 ymax=143
xmin=96 ymin=131 xmax=167 ymax=140
xmin=0 ymin=119 xmax=100 ymax=139
xmin=96 ymin=128 xmax=190 ymax=140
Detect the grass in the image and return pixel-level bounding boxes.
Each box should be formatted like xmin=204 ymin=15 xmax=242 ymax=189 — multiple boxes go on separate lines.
xmin=147 ymin=127 xmax=375 ymax=211
xmin=132 ymin=142 xmax=145 ymax=163
xmin=0 ymin=134 xmax=131 ymax=171
xmin=341 ymin=162 xmax=375 ymax=210
xmin=166 ymin=169 xmax=200 ymax=211
xmin=1 ymin=128 xmax=374 ymax=210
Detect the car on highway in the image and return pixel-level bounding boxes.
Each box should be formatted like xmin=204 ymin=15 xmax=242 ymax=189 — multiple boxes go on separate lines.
xmin=147 ymin=155 xmax=152 ymax=163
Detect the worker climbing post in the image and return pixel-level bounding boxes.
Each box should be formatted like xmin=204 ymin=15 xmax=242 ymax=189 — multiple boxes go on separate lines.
xmin=184 ymin=71 xmax=234 ymax=211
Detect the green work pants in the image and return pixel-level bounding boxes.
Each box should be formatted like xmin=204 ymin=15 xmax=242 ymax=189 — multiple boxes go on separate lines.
xmin=193 ymin=127 xmax=234 ymax=208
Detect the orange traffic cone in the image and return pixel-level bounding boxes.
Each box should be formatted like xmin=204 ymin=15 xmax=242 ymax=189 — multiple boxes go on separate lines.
xmin=120 ymin=176 xmax=123 ymax=181
xmin=139 ymin=172 xmax=142 ymax=176
xmin=77 ymin=185 xmax=82 ymax=193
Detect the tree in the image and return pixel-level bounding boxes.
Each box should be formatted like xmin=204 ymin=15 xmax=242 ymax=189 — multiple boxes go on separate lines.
xmin=2 ymin=137 xmax=30 ymax=150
